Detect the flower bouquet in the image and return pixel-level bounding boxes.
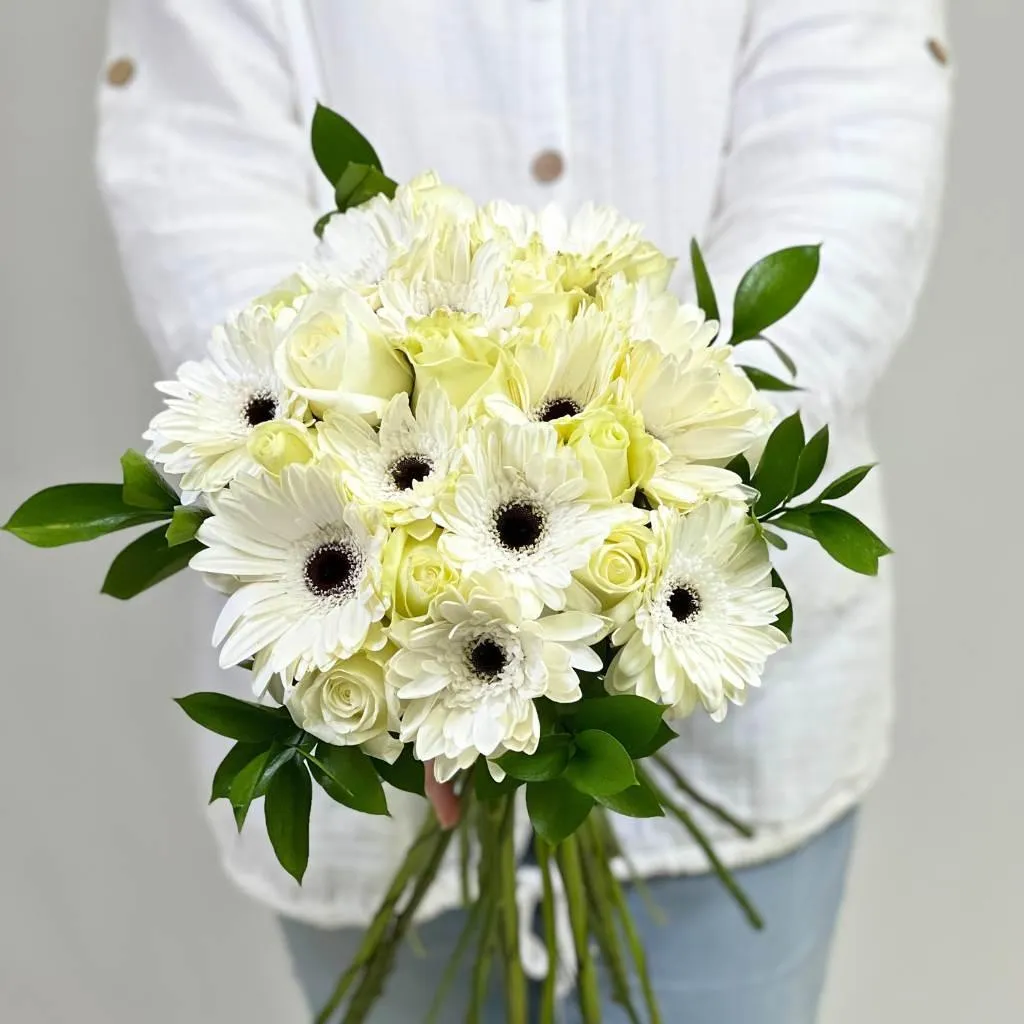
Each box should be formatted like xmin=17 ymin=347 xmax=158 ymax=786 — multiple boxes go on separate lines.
xmin=4 ymin=106 xmax=890 ymax=1023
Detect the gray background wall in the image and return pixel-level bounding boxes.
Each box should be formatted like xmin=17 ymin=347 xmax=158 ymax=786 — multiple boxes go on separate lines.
xmin=1 ymin=3 xmax=1020 ymax=1022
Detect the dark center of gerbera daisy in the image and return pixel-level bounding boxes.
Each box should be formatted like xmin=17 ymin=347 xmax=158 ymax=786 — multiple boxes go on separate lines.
xmin=536 ymin=396 xmax=582 ymax=422
xmin=467 ymin=637 xmax=508 ymax=679
xmin=304 ymin=542 xmax=360 ymax=599
xmin=389 ymin=454 xmax=433 ymax=490
xmin=493 ymin=500 xmax=546 ymax=551
xmin=243 ymin=391 xmax=278 ymax=427
xmin=667 ymin=584 xmax=701 ymax=624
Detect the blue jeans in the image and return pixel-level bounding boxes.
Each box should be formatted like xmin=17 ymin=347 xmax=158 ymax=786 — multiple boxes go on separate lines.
xmin=283 ymin=811 xmax=856 ymax=1023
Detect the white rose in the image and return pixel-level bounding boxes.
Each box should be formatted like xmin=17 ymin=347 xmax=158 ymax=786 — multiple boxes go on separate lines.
xmin=246 ymin=420 xmax=316 ymax=475
xmin=381 ymin=527 xmax=459 ymax=620
xmin=276 ymin=290 xmax=412 ymax=421
xmin=285 ymin=653 xmax=402 ymax=762
xmin=573 ymin=522 xmax=653 ymax=617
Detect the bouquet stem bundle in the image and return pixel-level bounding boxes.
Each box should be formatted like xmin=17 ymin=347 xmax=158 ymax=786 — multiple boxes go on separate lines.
xmin=316 ymin=761 xmax=759 ymax=1024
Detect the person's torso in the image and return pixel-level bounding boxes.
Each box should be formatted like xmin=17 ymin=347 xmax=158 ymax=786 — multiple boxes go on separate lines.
xmin=306 ymin=0 xmax=750 ymax=260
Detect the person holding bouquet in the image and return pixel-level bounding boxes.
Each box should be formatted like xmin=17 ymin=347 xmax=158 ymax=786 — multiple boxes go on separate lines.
xmin=92 ymin=2 xmax=951 ymax=1020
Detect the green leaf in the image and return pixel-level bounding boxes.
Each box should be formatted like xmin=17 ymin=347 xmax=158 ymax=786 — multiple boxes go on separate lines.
xmin=740 ymin=367 xmax=801 ymax=392
xmin=370 ymin=745 xmax=425 ymax=795
xmin=474 ymin=766 xmax=522 ymax=802
xmin=817 ymin=464 xmax=876 ymax=502
xmin=210 ymin=740 xmax=267 ymax=803
xmin=334 ymin=162 xmax=398 ymax=211
xmin=174 ymin=692 xmax=292 ymax=743
xmin=3 ymin=483 xmax=169 ymax=548
xmin=752 ymin=413 xmax=805 ymax=515
xmin=689 ymin=238 xmax=720 ymax=324
xmin=228 ymin=744 xmax=295 ymax=830
xmin=763 ymin=338 xmax=798 ymax=378
xmin=526 ymin=779 xmax=594 ymax=844
xmin=597 ymin=777 xmax=665 ymax=818
xmin=725 ymin=453 xmax=752 ymax=486
xmin=807 ymin=506 xmax=892 ymax=576
xmin=771 ymin=569 xmax=794 ymax=642
xmin=792 ymin=426 xmax=830 ymax=498
xmin=265 ymin=759 xmax=312 ymax=884
xmin=499 ymin=733 xmax=573 ymax=782
xmin=308 ymin=743 xmax=388 ymax=816
xmin=311 ymin=103 xmax=382 ymax=185
xmin=730 ymin=245 xmax=821 ymax=344
xmin=101 ymin=526 xmax=202 ymax=599
xmin=563 ymin=730 xmax=637 ymax=798
xmin=762 ymin=527 xmax=788 ymax=551
xmin=313 ymin=210 xmax=337 ymax=239
xmin=632 ymin=719 xmax=678 ymax=759
xmin=165 ymin=505 xmax=208 ymax=547
xmin=120 ymin=450 xmax=177 ymax=511
xmin=567 ymin=696 xmax=665 ymax=758
xmin=771 ymin=508 xmax=817 ymax=539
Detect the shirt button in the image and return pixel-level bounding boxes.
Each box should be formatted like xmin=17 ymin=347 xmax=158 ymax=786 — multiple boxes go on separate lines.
xmin=531 ymin=150 xmax=565 ymax=184
xmin=106 ymin=57 xmax=136 ymax=87
xmin=926 ymin=38 xmax=950 ymax=66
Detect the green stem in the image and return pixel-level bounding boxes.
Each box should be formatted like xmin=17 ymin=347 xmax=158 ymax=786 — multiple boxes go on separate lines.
xmin=314 ymin=813 xmax=440 ymax=1024
xmin=467 ymin=800 xmax=503 ymax=1024
xmin=557 ymin=834 xmax=602 ymax=1024
xmin=534 ymin=837 xmax=560 ymax=1024
xmin=652 ymin=753 xmax=755 ymax=838
xmin=341 ymin=824 xmax=457 ymax=1024
xmin=577 ymin=820 xmax=642 ymax=1024
xmin=425 ymin=892 xmax=483 ymax=1024
xmin=590 ymin=811 xmax=662 ymax=1024
xmin=637 ymin=765 xmax=764 ymax=930
xmin=499 ymin=801 xmax=528 ymax=1024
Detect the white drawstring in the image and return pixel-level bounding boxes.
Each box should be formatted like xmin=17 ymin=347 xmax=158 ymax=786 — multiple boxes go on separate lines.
xmin=515 ymin=865 xmax=578 ymax=997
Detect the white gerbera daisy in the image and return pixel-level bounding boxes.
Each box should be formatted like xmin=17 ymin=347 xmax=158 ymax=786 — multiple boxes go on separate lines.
xmin=377 ymin=229 xmax=517 ymax=338
xmin=476 ymin=200 xmax=674 ymax=297
xmin=317 ymin=386 xmax=460 ymax=538
xmin=308 ymin=173 xmax=475 ymax=299
xmin=606 ymin=501 xmax=789 ymax=721
xmin=620 ymin=340 xmax=771 ymax=507
xmin=486 ymin=305 xmax=622 ymax=424
xmin=436 ymin=420 xmax=640 ymax=617
xmin=190 ymin=463 xmax=387 ymax=692
xmin=389 ymin=584 xmax=605 ymax=782
xmin=599 ymin=275 xmax=719 ymax=355
xmin=143 ymin=306 xmax=306 ymax=497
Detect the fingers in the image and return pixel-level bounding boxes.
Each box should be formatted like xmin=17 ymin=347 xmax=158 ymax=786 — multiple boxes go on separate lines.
xmin=424 ymin=761 xmax=462 ymax=829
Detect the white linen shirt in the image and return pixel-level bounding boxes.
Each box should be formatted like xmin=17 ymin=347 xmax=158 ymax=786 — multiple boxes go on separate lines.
xmin=95 ymin=0 xmax=951 ymax=929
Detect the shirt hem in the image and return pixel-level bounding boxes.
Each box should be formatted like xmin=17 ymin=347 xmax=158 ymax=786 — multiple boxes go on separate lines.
xmin=215 ymin=748 xmax=889 ymax=931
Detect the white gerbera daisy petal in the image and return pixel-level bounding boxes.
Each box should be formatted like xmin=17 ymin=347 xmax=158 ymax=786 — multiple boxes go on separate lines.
xmin=317 ymin=386 xmax=460 ymax=533
xmin=486 ymin=305 xmax=622 ymax=424
xmin=378 ymin=230 xmax=517 ymax=338
xmin=606 ymin=500 xmax=789 ymax=720
xmin=191 ymin=463 xmax=387 ymax=690
xmin=389 ymin=587 xmax=604 ymax=778
xmin=143 ymin=306 xmax=307 ymax=497
xmin=619 ymin=340 xmax=773 ymax=508
xmin=436 ymin=420 xmax=641 ymax=616
xmin=308 ymin=172 xmax=476 ymax=299
xmin=598 ymin=275 xmax=720 ymax=355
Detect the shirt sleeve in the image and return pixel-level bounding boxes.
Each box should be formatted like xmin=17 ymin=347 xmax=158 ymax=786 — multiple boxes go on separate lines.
xmin=96 ymin=0 xmax=320 ymax=372
xmin=699 ymin=0 xmax=953 ymax=423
